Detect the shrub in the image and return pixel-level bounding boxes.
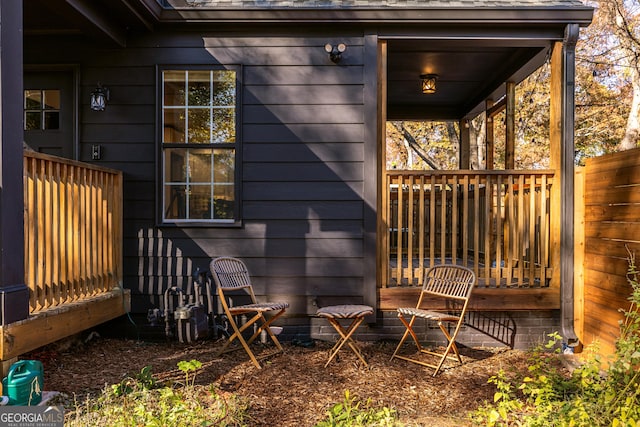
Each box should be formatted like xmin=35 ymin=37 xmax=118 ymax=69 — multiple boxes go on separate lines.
xmin=470 ymin=250 xmax=640 ymax=427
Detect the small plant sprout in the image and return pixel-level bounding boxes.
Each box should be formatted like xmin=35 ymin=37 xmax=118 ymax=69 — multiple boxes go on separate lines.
xmin=177 ymin=359 xmax=202 ymax=387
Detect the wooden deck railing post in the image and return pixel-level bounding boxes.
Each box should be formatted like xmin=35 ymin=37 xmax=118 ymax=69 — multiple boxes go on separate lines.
xmin=0 ymin=0 xmax=29 ymax=327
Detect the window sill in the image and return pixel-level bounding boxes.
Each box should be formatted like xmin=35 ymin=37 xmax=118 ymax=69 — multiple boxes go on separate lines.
xmin=157 ymin=220 xmax=243 ymax=228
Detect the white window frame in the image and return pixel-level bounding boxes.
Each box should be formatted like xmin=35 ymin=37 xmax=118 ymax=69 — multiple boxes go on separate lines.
xmin=158 ymin=65 xmax=241 ymax=226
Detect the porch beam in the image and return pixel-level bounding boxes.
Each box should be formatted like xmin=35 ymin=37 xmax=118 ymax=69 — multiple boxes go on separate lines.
xmin=379 ymin=287 xmax=560 ymax=311
xmin=65 ymin=0 xmax=128 ymax=47
xmin=0 ymin=289 xmax=130 ymax=363
xmin=486 ymin=97 xmax=506 ymax=119
xmin=117 ymin=0 xmax=155 ymax=31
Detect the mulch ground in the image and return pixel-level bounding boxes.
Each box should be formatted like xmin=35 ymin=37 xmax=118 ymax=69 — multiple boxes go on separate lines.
xmin=27 ymin=335 xmax=534 ymax=426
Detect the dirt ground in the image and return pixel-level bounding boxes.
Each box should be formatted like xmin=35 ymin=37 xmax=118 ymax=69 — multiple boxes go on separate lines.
xmin=28 ymin=335 xmax=533 ymax=426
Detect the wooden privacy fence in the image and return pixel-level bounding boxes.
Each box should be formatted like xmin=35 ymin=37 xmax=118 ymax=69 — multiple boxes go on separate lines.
xmin=575 ymin=148 xmax=640 ymax=357
xmin=23 ymin=151 xmax=123 ymax=313
xmin=384 ymin=170 xmax=556 ymax=288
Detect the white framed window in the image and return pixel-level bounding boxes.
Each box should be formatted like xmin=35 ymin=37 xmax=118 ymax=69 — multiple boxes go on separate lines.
xmin=160 ymin=67 xmax=240 ymax=224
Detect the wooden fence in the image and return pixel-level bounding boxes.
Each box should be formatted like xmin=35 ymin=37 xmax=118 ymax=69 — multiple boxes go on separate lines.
xmin=575 ymin=148 xmax=640 ymax=357
xmin=23 ymin=151 xmax=123 ymax=312
xmin=384 ymin=170 xmax=556 ymax=288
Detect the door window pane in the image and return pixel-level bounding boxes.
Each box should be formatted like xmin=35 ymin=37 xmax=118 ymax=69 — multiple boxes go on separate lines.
xmin=25 ymin=112 xmax=41 ymax=131
xmin=43 ymin=90 xmax=60 ymax=109
xmin=24 ymin=89 xmax=60 ymax=131
xmin=44 ymin=112 xmax=60 ymax=130
xmin=25 ymin=90 xmax=42 ymax=109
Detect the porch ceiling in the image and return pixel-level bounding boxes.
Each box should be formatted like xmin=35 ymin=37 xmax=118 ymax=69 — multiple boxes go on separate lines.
xmin=24 ymin=0 xmax=153 ymax=47
xmin=386 ymin=38 xmax=552 ymax=121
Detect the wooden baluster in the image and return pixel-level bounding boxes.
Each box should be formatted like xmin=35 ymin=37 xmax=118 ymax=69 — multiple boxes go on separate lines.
xmin=429 ymin=175 xmax=436 ymax=269
xmin=418 ymin=176 xmax=425 ymax=285
xmin=517 ymin=174 xmax=525 ymax=287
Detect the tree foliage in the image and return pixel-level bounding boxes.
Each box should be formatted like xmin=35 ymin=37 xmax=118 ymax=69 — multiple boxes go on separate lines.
xmin=577 ymin=0 xmax=634 ymax=155
xmin=386 ymin=121 xmax=459 ymax=170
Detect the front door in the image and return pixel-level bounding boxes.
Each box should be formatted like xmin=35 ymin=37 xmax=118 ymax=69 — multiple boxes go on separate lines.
xmin=23 ymin=70 xmax=75 ymax=159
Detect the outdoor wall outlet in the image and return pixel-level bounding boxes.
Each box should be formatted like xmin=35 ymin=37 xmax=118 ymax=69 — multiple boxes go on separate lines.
xmin=91 ymin=144 xmax=102 ymax=160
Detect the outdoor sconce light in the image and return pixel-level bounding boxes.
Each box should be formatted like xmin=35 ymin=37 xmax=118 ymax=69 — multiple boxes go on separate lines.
xmin=90 ymin=83 xmax=110 ymax=111
xmin=420 ymin=74 xmax=438 ymax=94
xmin=325 ymin=43 xmax=347 ymax=63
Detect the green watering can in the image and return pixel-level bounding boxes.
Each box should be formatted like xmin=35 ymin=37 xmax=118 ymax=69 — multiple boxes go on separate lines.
xmin=2 ymin=360 xmax=43 ymax=405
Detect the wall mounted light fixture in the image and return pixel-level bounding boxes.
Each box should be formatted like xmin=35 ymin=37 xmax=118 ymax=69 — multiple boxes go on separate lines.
xmin=325 ymin=43 xmax=347 ymax=63
xmin=90 ymin=83 xmax=110 ymax=111
xmin=420 ymin=74 xmax=438 ymax=94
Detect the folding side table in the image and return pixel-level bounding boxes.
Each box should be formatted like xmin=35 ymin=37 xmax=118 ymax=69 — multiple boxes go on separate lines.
xmin=316 ymin=304 xmax=374 ymax=367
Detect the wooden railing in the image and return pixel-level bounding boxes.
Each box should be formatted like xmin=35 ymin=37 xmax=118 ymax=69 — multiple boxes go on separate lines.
xmin=383 ymin=170 xmax=556 ymax=288
xmin=23 ymin=151 xmax=123 ymax=313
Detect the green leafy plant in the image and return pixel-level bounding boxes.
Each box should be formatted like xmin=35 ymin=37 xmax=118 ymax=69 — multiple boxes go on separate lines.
xmin=471 ymin=369 xmax=525 ymax=426
xmin=315 ymin=390 xmax=402 ymax=427
xmin=111 ymin=365 xmax=158 ymax=397
xmin=177 ymin=359 xmax=202 ymax=386
xmin=470 ymin=250 xmax=640 ymax=427
xmin=66 ymin=360 xmax=248 ymax=427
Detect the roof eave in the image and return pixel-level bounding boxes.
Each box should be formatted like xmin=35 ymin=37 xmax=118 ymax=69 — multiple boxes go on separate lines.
xmin=151 ymin=7 xmax=594 ymax=26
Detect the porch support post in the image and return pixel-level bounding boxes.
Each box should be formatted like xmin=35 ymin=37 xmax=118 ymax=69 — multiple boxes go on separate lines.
xmin=485 ymin=100 xmax=494 ymax=170
xmin=459 ymin=119 xmax=470 ymax=169
xmin=505 ymin=81 xmax=515 ymax=169
xmin=363 ymin=33 xmax=379 ymax=316
xmin=377 ymin=39 xmax=389 ymax=292
xmin=0 ymin=0 xmax=29 ymax=325
xmin=550 ymin=42 xmax=563 ymax=294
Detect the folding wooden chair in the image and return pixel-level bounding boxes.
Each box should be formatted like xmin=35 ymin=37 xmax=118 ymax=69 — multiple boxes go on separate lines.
xmin=390 ymin=264 xmax=476 ymax=376
xmin=210 ymin=257 xmax=289 ymax=369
